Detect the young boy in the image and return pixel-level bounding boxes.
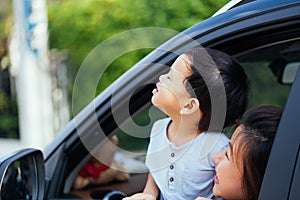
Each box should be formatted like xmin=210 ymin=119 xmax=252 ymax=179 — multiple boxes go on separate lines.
xmin=124 ymin=47 xmax=248 ymax=200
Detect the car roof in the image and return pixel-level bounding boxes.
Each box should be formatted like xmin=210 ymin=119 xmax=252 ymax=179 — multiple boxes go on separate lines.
xmin=213 ymin=0 xmax=299 ymax=17
xmin=213 ymin=0 xmax=250 ymax=16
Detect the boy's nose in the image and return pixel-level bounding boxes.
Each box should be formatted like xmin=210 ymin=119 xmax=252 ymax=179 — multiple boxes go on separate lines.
xmin=159 ymin=75 xmax=162 ymax=82
xmin=159 ymin=74 xmax=166 ymax=82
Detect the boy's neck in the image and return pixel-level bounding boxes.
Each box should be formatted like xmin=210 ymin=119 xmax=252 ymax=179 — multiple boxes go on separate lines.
xmin=167 ymin=116 xmax=202 ymax=146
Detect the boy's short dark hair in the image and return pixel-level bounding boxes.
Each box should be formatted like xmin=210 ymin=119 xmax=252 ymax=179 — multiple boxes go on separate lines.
xmin=184 ymin=47 xmax=249 ymax=131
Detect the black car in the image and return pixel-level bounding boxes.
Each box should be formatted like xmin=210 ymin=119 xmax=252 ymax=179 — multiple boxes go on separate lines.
xmin=0 ymin=0 xmax=299 ymax=199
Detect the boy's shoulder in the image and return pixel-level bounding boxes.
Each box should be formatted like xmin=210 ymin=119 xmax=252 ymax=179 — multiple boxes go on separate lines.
xmin=200 ymin=131 xmax=229 ymax=142
xmin=150 ymin=118 xmax=171 ymax=135
xmin=210 ymin=132 xmax=229 ymax=148
xmin=153 ymin=117 xmax=171 ymax=125
xmin=152 ymin=117 xmax=171 ymax=129
xmin=198 ymin=132 xmax=229 ymax=158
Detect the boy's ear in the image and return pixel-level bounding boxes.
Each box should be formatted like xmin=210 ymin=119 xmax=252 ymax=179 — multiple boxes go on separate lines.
xmin=180 ymin=98 xmax=200 ymax=115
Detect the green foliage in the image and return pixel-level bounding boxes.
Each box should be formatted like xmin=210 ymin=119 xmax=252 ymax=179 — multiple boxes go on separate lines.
xmin=243 ymin=63 xmax=291 ymax=108
xmin=0 ymin=0 xmax=18 ymax=139
xmin=0 ymin=0 xmax=12 ymax=58
xmin=47 ymin=0 xmax=229 ymax=114
xmin=0 ymin=91 xmax=19 ymax=139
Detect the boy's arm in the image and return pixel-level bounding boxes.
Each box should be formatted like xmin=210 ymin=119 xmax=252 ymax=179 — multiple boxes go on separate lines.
xmin=143 ymin=173 xmax=159 ymax=197
xmin=123 ymin=173 xmax=158 ymax=200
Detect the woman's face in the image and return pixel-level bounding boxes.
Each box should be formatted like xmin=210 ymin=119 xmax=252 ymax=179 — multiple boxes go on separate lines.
xmin=212 ymin=125 xmax=244 ymax=200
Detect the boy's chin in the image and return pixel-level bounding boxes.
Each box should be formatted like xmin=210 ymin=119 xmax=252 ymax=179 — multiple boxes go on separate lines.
xmin=151 ymin=95 xmax=157 ymax=105
xmin=151 ymin=99 xmax=162 ymax=110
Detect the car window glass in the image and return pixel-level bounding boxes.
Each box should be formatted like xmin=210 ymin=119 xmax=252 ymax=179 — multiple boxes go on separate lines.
xmin=236 ymin=39 xmax=300 ymax=109
xmin=115 ymin=105 xmax=166 ymax=173
xmin=242 ymin=61 xmax=291 ymax=108
xmin=67 ymin=105 xmax=166 ymax=197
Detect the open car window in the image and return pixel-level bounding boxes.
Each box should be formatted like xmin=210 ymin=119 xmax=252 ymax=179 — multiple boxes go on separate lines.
xmin=236 ymin=40 xmax=300 ymax=108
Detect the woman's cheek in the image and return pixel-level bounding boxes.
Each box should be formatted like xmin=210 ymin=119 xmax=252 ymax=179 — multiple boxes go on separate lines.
xmin=213 ymin=160 xmax=244 ymax=199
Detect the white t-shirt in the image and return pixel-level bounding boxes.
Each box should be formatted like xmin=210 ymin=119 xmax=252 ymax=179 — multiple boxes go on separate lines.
xmin=145 ymin=118 xmax=229 ymax=200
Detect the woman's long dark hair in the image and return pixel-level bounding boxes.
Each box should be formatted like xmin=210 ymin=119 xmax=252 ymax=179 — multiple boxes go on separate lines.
xmin=234 ymin=105 xmax=282 ymax=200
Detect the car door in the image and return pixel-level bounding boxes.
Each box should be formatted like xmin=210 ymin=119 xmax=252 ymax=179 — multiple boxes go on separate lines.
xmin=259 ymin=63 xmax=300 ymax=199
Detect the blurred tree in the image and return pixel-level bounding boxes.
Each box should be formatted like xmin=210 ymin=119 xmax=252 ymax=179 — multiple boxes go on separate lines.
xmin=47 ymin=0 xmax=229 ymax=114
xmin=0 ymin=0 xmax=11 ymax=59
xmin=0 ymin=0 xmax=19 ymax=138
xmin=243 ymin=62 xmax=290 ymax=108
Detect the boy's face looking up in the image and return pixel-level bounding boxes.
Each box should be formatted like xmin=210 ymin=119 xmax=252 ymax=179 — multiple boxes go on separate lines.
xmin=151 ymin=54 xmax=193 ymax=116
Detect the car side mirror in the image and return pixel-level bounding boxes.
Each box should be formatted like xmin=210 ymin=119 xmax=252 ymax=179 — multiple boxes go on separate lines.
xmin=0 ymin=149 xmax=45 ymax=200
xmin=281 ymin=62 xmax=299 ymax=84
xmin=269 ymin=60 xmax=300 ymax=85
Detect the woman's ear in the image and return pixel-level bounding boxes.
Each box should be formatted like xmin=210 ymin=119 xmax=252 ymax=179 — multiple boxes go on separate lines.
xmin=180 ymin=98 xmax=200 ymax=115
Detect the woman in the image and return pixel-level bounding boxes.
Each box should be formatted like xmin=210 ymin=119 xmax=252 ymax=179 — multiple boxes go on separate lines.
xmin=197 ymin=105 xmax=282 ymax=200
